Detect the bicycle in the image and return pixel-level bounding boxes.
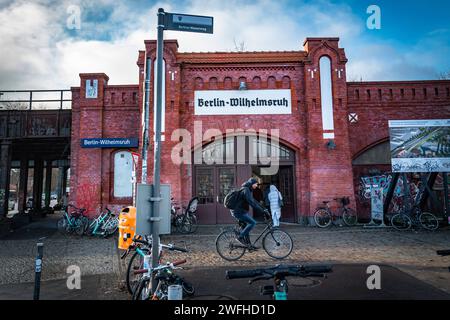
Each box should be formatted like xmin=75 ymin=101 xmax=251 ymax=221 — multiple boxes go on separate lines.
xmin=226 ymin=264 xmax=333 ymax=300
xmin=86 ymin=207 xmax=118 ymax=237
xmin=313 ymin=197 xmax=357 ymax=228
xmin=171 ymin=197 xmax=199 ymax=234
xmin=215 ymin=215 xmax=293 ymax=261
xmin=391 ymin=205 xmax=439 ymax=231
xmin=132 ymin=259 xmax=194 ymax=300
xmin=121 ymin=235 xmax=188 ymax=295
xmin=56 ymin=205 xmax=87 ymax=236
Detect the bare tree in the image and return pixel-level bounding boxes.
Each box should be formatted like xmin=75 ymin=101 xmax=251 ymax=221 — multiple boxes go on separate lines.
xmin=233 ymin=37 xmax=246 ymax=52
xmin=0 ymin=102 xmax=29 ymax=110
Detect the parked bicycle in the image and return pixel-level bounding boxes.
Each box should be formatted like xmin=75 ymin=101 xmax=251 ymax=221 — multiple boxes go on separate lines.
xmin=171 ymin=197 xmax=199 ymax=234
xmin=56 ymin=205 xmax=88 ymax=236
xmin=226 ymin=264 xmax=333 ymax=300
xmin=314 ymin=197 xmax=358 ymax=228
xmin=132 ymin=259 xmax=194 ymax=300
xmin=391 ymin=204 xmax=439 ymax=231
xmin=86 ymin=207 xmax=118 ymax=237
xmin=121 ymin=235 xmax=188 ymax=295
xmin=215 ymin=215 xmax=293 ymax=261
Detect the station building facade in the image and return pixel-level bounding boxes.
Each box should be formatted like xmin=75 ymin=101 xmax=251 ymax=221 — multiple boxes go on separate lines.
xmin=70 ymin=37 xmax=450 ymax=224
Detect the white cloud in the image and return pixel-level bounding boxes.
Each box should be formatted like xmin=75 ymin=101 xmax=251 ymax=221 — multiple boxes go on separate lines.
xmin=0 ymin=0 xmax=448 ymax=90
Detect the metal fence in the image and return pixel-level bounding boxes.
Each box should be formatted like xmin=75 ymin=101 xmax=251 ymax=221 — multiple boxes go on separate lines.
xmin=0 ymin=90 xmax=72 ymax=110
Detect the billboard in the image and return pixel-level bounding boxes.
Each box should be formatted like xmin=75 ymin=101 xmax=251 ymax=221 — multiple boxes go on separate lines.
xmin=389 ymin=119 xmax=450 ymax=172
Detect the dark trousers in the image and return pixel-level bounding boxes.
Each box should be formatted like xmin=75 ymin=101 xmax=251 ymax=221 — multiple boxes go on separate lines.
xmin=232 ymin=212 xmax=256 ymax=238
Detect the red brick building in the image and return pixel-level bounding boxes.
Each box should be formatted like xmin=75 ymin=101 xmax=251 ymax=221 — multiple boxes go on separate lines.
xmin=70 ymin=37 xmax=450 ymax=224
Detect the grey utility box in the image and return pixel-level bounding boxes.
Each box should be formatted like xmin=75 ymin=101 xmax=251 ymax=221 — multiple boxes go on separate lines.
xmin=136 ymin=184 xmax=171 ymax=236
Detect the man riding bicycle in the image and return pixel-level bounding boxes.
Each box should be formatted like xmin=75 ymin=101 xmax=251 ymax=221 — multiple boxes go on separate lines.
xmin=230 ymin=178 xmax=270 ymax=249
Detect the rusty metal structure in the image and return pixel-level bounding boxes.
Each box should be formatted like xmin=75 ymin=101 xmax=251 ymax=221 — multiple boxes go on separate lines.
xmin=0 ymin=90 xmax=71 ymax=217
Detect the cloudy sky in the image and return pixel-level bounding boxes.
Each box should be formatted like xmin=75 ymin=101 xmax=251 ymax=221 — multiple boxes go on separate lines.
xmin=0 ymin=0 xmax=449 ymax=89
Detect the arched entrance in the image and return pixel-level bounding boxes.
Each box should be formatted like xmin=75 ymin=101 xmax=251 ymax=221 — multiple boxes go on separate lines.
xmin=193 ymin=135 xmax=297 ymax=224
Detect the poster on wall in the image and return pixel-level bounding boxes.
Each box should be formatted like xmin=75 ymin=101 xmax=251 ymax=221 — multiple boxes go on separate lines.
xmin=389 ymin=119 xmax=450 ymax=172
xmin=370 ymin=186 xmax=384 ymax=221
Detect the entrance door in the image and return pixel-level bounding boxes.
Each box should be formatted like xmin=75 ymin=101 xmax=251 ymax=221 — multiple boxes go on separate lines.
xmin=216 ymin=167 xmax=236 ymax=224
xmin=195 ymin=167 xmax=216 ymax=224
xmin=279 ymin=166 xmax=296 ymax=223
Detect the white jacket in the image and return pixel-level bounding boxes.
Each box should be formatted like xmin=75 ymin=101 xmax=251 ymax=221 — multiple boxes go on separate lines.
xmin=267 ymin=185 xmax=282 ymax=212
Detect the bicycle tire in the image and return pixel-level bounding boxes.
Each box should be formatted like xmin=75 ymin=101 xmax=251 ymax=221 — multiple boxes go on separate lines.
xmin=56 ymin=218 xmax=68 ymax=235
xmin=126 ymin=248 xmax=150 ymax=295
xmin=342 ymin=208 xmax=358 ymax=226
xmin=262 ymin=229 xmax=293 ymax=259
xmin=419 ymin=212 xmax=439 ymax=231
xmin=179 ymin=214 xmax=192 ymax=234
xmin=189 ymin=214 xmax=198 ymax=233
xmin=74 ymin=218 xmax=85 ymax=236
xmin=131 ymin=278 xmax=151 ymax=300
xmin=215 ymin=229 xmax=246 ymax=261
xmin=391 ymin=213 xmax=412 ymax=231
xmin=314 ymin=209 xmax=332 ymax=228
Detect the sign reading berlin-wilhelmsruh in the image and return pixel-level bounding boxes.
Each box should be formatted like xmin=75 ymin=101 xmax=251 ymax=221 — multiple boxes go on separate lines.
xmin=194 ymin=89 xmax=292 ymax=115
xmin=389 ymin=119 xmax=450 ymax=172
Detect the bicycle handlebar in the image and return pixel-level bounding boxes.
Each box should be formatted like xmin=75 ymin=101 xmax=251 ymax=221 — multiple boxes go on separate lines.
xmin=226 ymin=264 xmax=333 ymax=280
xmin=437 ymin=250 xmax=450 ymax=256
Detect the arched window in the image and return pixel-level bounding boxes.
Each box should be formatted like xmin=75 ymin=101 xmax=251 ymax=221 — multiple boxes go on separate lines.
xmin=353 ymin=141 xmax=391 ymax=165
xmin=114 ymin=151 xmax=133 ymax=197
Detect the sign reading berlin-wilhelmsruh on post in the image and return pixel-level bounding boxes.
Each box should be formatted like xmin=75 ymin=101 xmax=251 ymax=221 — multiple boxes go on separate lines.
xmin=389 ymin=119 xmax=450 ymax=172
xmin=164 ymin=12 xmax=213 ymax=34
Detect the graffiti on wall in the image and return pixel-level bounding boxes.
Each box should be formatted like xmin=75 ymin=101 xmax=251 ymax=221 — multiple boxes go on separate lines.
xmin=75 ymin=183 xmax=100 ymax=217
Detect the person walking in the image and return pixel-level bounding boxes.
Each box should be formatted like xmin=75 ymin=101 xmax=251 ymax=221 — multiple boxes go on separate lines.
xmin=267 ymin=184 xmax=283 ymax=227
xmin=230 ymin=178 xmax=270 ymax=249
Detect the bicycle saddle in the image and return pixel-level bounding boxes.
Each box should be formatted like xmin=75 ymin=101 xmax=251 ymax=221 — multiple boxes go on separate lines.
xmin=322 ymin=201 xmax=330 ymax=204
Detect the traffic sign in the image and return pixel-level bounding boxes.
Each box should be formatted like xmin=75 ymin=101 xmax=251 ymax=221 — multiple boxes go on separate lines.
xmin=164 ymin=12 xmax=213 ymax=34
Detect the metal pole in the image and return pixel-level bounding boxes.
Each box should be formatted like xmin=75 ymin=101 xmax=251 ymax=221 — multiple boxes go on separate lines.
xmin=443 ymin=173 xmax=449 ymax=222
xmin=33 ymin=240 xmax=44 ymax=300
xmin=151 ymin=7 xmax=165 ymax=292
xmin=141 ymin=57 xmax=151 ymax=184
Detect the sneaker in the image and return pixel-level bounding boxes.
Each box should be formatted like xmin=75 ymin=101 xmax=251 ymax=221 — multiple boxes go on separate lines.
xmin=248 ymin=244 xmax=259 ymax=251
xmin=236 ymin=236 xmax=248 ymax=246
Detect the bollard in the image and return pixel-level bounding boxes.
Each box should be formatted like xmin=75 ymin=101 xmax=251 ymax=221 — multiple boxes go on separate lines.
xmin=33 ymin=240 xmax=44 ymax=300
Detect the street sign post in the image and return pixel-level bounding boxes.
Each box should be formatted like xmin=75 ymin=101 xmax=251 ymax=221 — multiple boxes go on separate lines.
xmin=145 ymin=7 xmax=214 ymax=292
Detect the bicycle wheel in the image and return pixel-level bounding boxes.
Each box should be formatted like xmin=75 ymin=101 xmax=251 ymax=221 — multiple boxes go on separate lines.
xmin=178 ymin=215 xmax=192 ymax=234
xmin=314 ymin=209 xmax=332 ymax=228
xmin=215 ymin=229 xmax=246 ymax=261
xmin=342 ymin=208 xmax=358 ymax=226
xmin=391 ymin=213 xmax=412 ymax=231
xmin=262 ymin=229 xmax=293 ymax=259
xmin=74 ymin=218 xmax=85 ymax=236
xmin=56 ymin=218 xmax=68 ymax=235
xmin=188 ymin=214 xmax=198 ymax=233
xmin=131 ymin=278 xmax=151 ymax=300
xmin=419 ymin=212 xmax=439 ymax=231
xmin=126 ymin=249 xmax=150 ymax=295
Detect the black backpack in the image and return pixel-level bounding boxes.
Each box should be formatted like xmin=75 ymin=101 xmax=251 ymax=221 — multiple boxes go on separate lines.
xmin=224 ymin=188 xmax=243 ymax=210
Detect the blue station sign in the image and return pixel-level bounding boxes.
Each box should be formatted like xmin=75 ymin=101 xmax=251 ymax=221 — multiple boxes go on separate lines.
xmin=81 ymin=138 xmax=139 ymax=148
